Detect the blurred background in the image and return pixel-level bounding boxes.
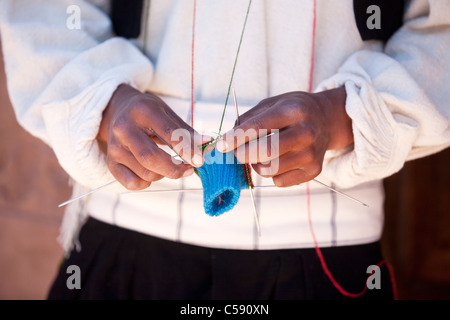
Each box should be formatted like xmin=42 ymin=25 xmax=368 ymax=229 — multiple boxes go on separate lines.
xmin=1 ymin=38 xmax=449 ymax=300
xmin=0 ymin=40 xmax=71 ymax=299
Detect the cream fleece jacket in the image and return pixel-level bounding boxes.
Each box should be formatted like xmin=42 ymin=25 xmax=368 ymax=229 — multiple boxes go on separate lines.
xmin=1 ymin=0 xmax=449 ymax=250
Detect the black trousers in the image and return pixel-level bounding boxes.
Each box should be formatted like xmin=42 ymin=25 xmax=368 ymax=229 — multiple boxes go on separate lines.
xmin=48 ymin=217 xmax=395 ymax=300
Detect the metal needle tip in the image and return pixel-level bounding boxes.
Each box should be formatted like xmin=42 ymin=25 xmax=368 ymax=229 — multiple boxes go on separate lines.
xmin=58 ymin=180 xmax=118 ymax=208
xmin=312 ymin=179 xmax=369 ymax=207
xmin=233 ymin=88 xmax=262 ymax=236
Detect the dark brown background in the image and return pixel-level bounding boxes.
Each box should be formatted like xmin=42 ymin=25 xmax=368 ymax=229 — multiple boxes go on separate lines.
xmin=1 ymin=39 xmax=449 ymax=300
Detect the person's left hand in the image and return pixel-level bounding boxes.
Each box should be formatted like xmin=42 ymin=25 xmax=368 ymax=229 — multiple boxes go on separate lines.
xmin=216 ymin=87 xmax=353 ymax=187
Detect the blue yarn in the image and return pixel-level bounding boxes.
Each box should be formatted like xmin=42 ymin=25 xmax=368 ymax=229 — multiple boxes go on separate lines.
xmin=196 ymin=149 xmax=249 ymax=216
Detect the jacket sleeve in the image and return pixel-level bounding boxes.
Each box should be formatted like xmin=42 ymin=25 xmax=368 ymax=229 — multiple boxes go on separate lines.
xmin=317 ymin=0 xmax=450 ymax=188
xmin=0 ymin=0 xmax=153 ymax=189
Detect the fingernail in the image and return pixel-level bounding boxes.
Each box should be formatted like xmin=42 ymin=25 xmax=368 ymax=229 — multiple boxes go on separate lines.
xmin=202 ymin=135 xmax=214 ymax=144
xmin=259 ymin=166 xmax=272 ymax=176
xmin=259 ymin=165 xmax=276 ymax=177
xmin=216 ymin=139 xmax=227 ymax=152
xmin=183 ymin=167 xmax=194 ymax=177
xmin=192 ymin=154 xmax=203 ymax=167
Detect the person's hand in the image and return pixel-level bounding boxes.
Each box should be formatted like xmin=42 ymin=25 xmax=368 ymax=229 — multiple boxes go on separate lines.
xmin=97 ymin=84 xmax=210 ymax=190
xmin=216 ymin=87 xmax=353 ymax=187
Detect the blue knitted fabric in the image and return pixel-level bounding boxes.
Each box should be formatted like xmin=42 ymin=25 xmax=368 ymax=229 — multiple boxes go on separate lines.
xmin=196 ymin=149 xmax=249 ymax=216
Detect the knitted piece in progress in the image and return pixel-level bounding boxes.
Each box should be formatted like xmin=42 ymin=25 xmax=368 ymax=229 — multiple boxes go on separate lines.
xmin=196 ymin=149 xmax=249 ymax=216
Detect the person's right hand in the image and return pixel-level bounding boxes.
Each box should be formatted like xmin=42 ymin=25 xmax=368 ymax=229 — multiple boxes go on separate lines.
xmin=97 ymin=84 xmax=210 ymax=190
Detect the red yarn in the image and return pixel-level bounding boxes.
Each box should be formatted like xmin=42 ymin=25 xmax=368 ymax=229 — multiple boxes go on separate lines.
xmin=305 ymin=0 xmax=397 ymax=299
xmin=242 ymin=164 xmax=255 ymax=189
xmin=190 ymin=0 xmax=197 ymax=128
xmin=306 ymin=183 xmax=398 ymax=299
xmin=190 ymin=0 xmax=397 ymax=299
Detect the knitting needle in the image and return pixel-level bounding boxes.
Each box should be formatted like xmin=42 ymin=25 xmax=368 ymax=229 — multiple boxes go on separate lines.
xmin=59 ymin=181 xmax=368 ymax=207
xmin=58 ymin=133 xmax=368 ymax=210
xmin=122 ymin=183 xmax=366 ymax=207
xmin=150 ymin=129 xmax=188 ymax=164
xmin=233 ymin=88 xmax=261 ymax=236
xmin=58 ymin=129 xmax=188 ymax=208
xmin=58 ymin=180 xmax=117 ymax=207
xmin=311 ymin=179 xmax=368 ymax=207
xmin=229 ymin=88 xmax=368 ymax=209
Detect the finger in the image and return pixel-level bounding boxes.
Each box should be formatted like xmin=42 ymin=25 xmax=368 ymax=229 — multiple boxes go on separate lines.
xmin=108 ymin=143 xmax=164 ymax=182
xmin=251 ymin=149 xmax=319 ymax=178
xmin=119 ymin=126 xmax=195 ymax=179
xmin=134 ymin=96 xmax=209 ymax=167
xmin=153 ymin=132 xmax=213 ymax=148
xmin=271 ymin=166 xmax=322 ymax=188
xmin=233 ymin=125 xmax=315 ymax=164
xmin=149 ymin=127 xmax=213 ymax=167
xmin=217 ymin=100 xmax=304 ymax=153
xmin=108 ymin=161 xmax=151 ymax=191
xmin=233 ymin=96 xmax=277 ymax=125
xmin=163 ymin=126 xmax=212 ymax=167
xmin=234 ymin=131 xmax=281 ymax=164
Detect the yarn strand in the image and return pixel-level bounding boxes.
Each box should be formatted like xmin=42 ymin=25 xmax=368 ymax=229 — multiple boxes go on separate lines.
xmin=305 ymin=0 xmax=397 ymax=299
xmin=190 ymin=0 xmax=197 ymax=127
xmin=306 ymin=183 xmax=398 ymax=299
xmin=218 ymin=0 xmax=253 ymax=135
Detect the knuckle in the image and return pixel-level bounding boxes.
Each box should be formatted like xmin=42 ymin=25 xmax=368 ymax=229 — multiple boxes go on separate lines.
xmin=111 ymin=118 xmax=129 ymax=139
xmin=162 ymin=125 xmax=175 ymax=141
xmin=309 ymin=163 xmax=323 ymax=178
xmin=283 ymin=103 xmax=301 ymax=121
xmin=107 ymin=143 xmax=123 ymax=159
xmin=130 ymin=101 xmax=160 ymax=128
xmin=165 ymin=164 xmax=184 ymax=179
xmin=250 ymin=117 xmax=265 ymax=131
xmin=130 ymin=101 xmax=145 ymax=112
xmin=302 ymin=148 xmax=317 ymax=165
xmin=123 ymin=176 xmax=150 ymax=191
xmin=137 ymin=148 xmax=155 ymax=168
xmin=108 ymin=164 xmax=150 ymax=190
xmin=106 ymin=158 xmax=117 ymax=172
xmin=273 ymin=175 xmax=288 ymax=188
xmin=302 ymin=126 xmax=316 ymax=145
xmin=129 ymin=101 xmax=148 ymax=118
xmin=141 ymin=168 xmax=156 ymax=181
